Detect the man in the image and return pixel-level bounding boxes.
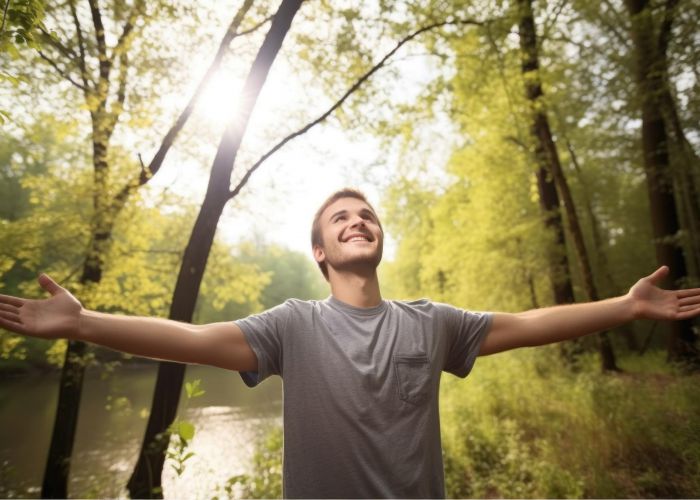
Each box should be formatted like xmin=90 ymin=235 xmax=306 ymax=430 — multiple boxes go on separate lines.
xmin=1 ymin=188 xmax=699 ymax=498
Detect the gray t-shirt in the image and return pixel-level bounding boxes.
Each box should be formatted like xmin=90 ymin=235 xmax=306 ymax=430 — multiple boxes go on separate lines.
xmin=235 ymin=296 xmax=492 ymax=499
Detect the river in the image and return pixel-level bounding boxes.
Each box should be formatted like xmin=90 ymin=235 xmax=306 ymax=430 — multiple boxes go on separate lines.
xmin=0 ymin=362 xmax=283 ymax=499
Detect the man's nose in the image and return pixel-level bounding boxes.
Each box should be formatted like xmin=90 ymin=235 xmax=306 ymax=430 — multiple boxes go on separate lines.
xmin=349 ymin=215 xmax=366 ymax=228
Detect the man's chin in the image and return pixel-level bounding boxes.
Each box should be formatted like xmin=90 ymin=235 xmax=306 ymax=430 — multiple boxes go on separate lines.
xmin=330 ymin=254 xmax=382 ymax=274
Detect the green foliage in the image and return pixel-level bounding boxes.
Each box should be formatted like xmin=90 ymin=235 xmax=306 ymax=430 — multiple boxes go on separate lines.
xmin=441 ymin=349 xmax=700 ymax=498
xmin=166 ymin=421 xmax=195 ymax=477
xmin=0 ymin=0 xmax=45 ymax=121
xmin=185 ymin=378 xmax=205 ymax=399
xmin=239 ymin=241 xmax=328 ymax=309
xmin=166 ymin=378 xmax=205 ymax=477
xmin=221 ymin=425 xmax=283 ymax=500
xmin=0 ymin=114 xmax=274 ymax=371
xmin=0 ymin=0 xmax=45 ymax=50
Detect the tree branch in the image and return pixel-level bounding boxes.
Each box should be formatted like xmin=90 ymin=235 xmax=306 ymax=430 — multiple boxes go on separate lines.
xmin=229 ymin=17 xmax=486 ymax=199
xmin=109 ymin=0 xmax=258 ymax=212
xmin=87 ymin=0 xmax=110 ymax=81
xmin=657 ymin=0 xmax=680 ymax=56
xmin=110 ymin=1 xmax=142 ymax=64
xmin=68 ymin=0 xmax=91 ymax=91
xmin=236 ymin=13 xmax=274 ymax=38
xmin=104 ymin=51 xmax=128 ymax=134
xmin=2 ymin=0 xmax=11 ymax=34
xmin=37 ymin=25 xmax=79 ymax=60
xmin=37 ymin=50 xmax=88 ymax=91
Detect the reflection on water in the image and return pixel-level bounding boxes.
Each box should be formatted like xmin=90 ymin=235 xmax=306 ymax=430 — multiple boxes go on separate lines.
xmin=0 ymin=362 xmax=282 ymax=499
xmin=163 ymin=407 xmax=280 ymax=500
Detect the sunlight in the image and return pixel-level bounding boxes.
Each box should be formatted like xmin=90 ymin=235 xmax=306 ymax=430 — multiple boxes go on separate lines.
xmin=197 ymin=70 xmax=239 ymax=126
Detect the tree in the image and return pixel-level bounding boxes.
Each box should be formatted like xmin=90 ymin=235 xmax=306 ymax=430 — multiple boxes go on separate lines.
xmin=17 ymin=0 xmax=269 ymax=495
xmin=127 ymin=1 xmax=305 ymax=496
xmin=516 ymin=0 xmax=617 ymax=371
xmin=623 ymin=0 xmax=698 ymax=363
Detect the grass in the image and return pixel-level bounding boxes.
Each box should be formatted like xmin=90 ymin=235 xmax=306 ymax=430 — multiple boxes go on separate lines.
xmin=441 ymin=347 xmax=700 ymax=498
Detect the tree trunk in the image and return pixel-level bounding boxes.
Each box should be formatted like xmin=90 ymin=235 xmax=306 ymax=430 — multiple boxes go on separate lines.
xmin=624 ymin=0 xmax=698 ymax=363
xmin=663 ymin=88 xmax=700 ymax=281
xmin=517 ymin=0 xmax=618 ymax=370
xmin=39 ymin=4 xmax=260 ymax=495
xmin=41 ymin=121 xmax=114 ymax=497
xmin=127 ymin=1 xmax=304 ymax=497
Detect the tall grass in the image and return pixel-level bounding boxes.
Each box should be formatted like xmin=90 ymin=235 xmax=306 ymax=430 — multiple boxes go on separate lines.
xmin=441 ymin=348 xmax=700 ymax=498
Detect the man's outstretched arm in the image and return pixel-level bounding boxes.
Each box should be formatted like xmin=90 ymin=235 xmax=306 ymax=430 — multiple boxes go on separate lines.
xmin=0 ymin=274 xmax=258 ymax=371
xmin=479 ymin=266 xmax=700 ymax=356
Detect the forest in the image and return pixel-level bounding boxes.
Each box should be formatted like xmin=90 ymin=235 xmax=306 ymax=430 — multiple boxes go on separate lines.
xmin=1 ymin=0 xmax=699 ymax=498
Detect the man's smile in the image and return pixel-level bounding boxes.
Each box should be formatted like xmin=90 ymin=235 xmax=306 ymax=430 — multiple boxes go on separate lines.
xmin=342 ymin=232 xmax=374 ymax=243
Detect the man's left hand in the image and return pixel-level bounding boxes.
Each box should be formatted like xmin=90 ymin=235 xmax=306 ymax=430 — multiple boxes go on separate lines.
xmin=628 ymin=266 xmax=700 ymax=321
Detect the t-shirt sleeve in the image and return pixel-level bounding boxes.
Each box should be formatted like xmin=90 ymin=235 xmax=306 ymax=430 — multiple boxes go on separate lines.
xmin=234 ymin=300 xmax=292 ymax=387
xmin=438 ymin=303 xmax=493 ymax=378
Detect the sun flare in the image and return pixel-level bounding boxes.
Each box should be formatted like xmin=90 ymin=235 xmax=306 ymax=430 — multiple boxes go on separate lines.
xmin=197 ymin=71 xmax=239 ymax=126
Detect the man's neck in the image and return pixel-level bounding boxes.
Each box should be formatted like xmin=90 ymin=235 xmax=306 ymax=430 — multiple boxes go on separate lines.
xmin=328 ymin=270 xmax=382 ymax=308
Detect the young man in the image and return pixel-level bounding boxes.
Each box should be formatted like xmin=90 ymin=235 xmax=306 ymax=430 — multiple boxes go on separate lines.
xmin=1 ymin=188 xmax=699 ymax=498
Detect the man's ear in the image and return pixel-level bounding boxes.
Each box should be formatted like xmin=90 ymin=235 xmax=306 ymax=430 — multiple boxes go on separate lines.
xmin=313 ymin=245 xmax=325 ymax=264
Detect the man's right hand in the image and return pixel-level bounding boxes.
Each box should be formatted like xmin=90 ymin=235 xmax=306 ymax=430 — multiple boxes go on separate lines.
xmin=0 ymin=273 xmax=258 ymax=371
xmin=0 ymin=274 xmax=82 ymax=339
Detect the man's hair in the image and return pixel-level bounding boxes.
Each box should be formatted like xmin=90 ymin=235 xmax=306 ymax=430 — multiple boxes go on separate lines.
xmin=311 ymin=188 xmax=382 ymax=280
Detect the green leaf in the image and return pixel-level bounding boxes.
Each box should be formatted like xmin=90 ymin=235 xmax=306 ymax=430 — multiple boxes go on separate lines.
xmin=185 ymin=379 xmax=205 ymax=398
xmin=176 ymin=420 xmax=195 ymax=441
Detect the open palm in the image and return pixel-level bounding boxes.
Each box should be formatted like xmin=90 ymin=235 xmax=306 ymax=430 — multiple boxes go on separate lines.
xmin=629 ymin=266 xmax=700 ymax=321
xmin=0 ymin=275 xmax=82 ymax=338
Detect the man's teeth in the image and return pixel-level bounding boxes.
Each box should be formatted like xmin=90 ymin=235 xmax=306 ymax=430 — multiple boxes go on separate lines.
xmin=347 ymin=236 xmax=369 ymax=242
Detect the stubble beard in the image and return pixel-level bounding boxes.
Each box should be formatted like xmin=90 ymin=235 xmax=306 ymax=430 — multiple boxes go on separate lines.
xmin=324 ymin=239 xmax=383 ymax=276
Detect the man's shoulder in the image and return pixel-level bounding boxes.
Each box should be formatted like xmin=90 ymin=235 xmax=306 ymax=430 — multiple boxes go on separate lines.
xmin=387 ymin=299 xmax=472 ymax=318
xmin=387 ymin=298 xmax=441 ymax=315
xmin=274 ymin=297 xmax=329 ymax=316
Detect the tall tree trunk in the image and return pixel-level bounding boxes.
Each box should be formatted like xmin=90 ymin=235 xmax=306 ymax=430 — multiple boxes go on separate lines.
xmin=624 ymin=0 xmax=698 ymax=363
xmin=663 ymin=89 xmax=700 ymax=281
xmin=517 ymin=0 xmax=618 ymax=371
xmin=127 ymin=1 xmax=304 ymax=497
xmin=41 ymin=110 xmax=116 ymax=498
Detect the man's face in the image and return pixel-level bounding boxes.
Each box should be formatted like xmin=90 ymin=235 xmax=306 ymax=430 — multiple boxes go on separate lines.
xmin=313 ymin=197 xmax=383 ymax=277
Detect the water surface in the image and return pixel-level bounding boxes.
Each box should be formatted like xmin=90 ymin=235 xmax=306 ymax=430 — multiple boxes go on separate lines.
xmin=0 ymin=362 xmax=282 ymax=498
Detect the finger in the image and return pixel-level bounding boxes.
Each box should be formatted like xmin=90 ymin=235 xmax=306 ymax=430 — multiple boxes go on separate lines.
xmin=0 ymin=311 xmax=21 ymax=323
xmin=0 ymin=303 xmax=19 ymax=314
xmin=0 ymin=316 xmax=26 ymax=335
xmin=38 ymin=274 xmax=63 ymax=296
xmin=679 ymin=295 xmax=700 ymax=307
xmin=677 ymin=306 xmax=700 ymax=320
xmin=677 ymin=288 xmax=700 ymax=299
xmin=0 ymin=294 xmax=23 ymax=307
xmin=646 ymin=266 xmax=669 ymax=285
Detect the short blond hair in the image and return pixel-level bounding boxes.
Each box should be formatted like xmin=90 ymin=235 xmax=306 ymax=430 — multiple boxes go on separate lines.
xmin=311 ymin=188 xmax=382 ymax=280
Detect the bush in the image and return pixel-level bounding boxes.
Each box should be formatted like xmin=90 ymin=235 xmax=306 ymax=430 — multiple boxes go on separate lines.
xmin=441 ymin=348 xmax=700 ymax=498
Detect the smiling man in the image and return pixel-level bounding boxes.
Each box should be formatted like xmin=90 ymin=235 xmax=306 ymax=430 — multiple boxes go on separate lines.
xmin=1 ymin=188 xmax=700 ymax=499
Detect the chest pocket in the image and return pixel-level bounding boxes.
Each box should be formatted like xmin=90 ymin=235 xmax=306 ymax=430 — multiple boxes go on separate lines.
xmin=393 ymin=353 xmax=431 ymax=405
